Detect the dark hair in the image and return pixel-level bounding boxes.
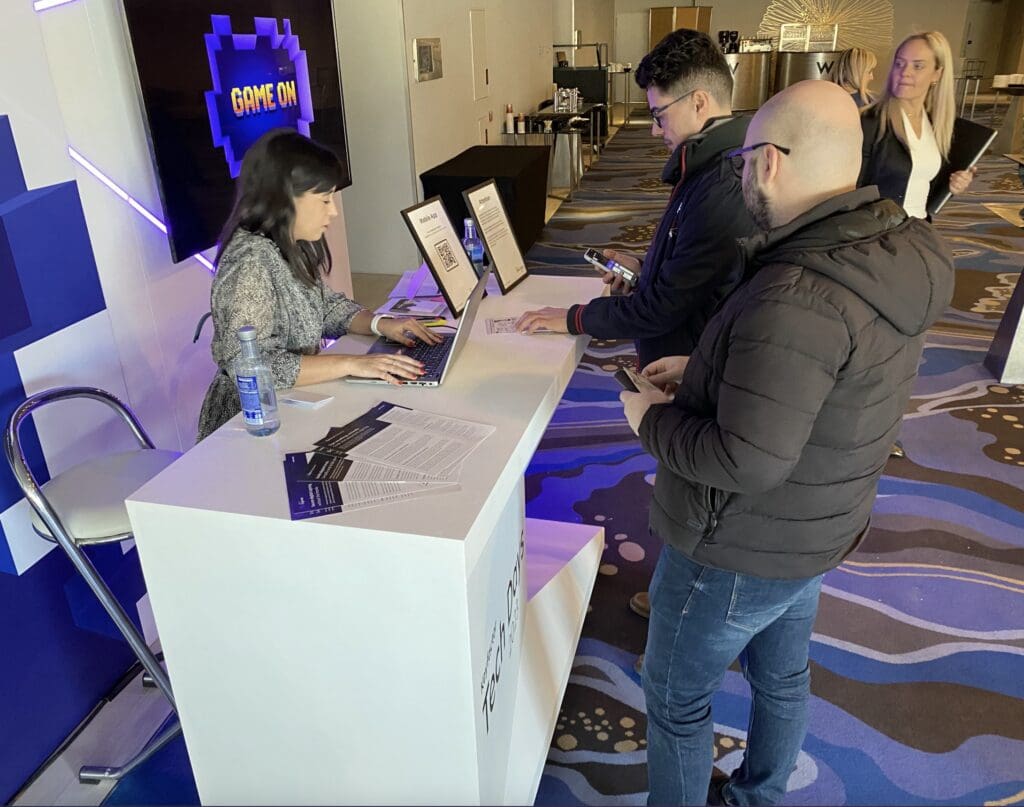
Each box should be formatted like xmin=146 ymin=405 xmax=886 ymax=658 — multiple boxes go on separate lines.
xmin=216 ymin=128 xmax=344 ymax=286
xmin=635 ymin=29 xmax=733 ymax=107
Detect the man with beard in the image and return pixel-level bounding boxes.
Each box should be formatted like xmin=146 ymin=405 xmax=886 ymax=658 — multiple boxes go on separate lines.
xmin=515 ymin=28 xmax=754 ymax=365
xmin=621 ymin=80 xmax=955 ymax=805
xmin=517 ymin=28 xmax=757 ymax=643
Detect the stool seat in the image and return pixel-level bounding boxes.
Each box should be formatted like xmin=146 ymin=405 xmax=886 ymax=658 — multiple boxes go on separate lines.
xmin=31 ymin=449 xmax=180 ymax=544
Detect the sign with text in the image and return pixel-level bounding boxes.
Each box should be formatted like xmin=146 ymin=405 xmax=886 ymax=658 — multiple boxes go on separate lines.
xmin=463 ymin=180 xmax=529 ymax=295
xmin=401 ymin=196 xmax=479 ymax=316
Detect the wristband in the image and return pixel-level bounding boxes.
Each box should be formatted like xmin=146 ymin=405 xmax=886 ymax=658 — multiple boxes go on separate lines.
xmin=370 ymin=314 xmax=390 ymax=337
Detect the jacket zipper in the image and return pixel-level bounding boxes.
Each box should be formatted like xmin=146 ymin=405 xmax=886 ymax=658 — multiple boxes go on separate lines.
xmin=702 ymin=486 xmax=720 ymax=542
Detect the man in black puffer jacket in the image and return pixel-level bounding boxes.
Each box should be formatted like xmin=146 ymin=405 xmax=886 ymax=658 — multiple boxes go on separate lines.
xmin=621 ymin=81 xmax=954 ymax=806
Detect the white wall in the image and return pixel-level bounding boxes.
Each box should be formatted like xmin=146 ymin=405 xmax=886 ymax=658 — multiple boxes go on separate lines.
xmin=27 ymin=0 xmax=217 ymax=451
xmin=335 ymin=0 xmax=555 ymax=277
xmin=403 ymin=0 xmax=555 ymax=178
xmin=335 ymin=0 xmax=422 ymax=277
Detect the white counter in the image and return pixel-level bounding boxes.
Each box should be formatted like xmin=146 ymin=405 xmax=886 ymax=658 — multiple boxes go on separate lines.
xmin=127 ymin=274 xmax=607 ymax=804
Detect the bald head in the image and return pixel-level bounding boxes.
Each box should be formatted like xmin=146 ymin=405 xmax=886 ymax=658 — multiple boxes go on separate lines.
xmin=741 ymin=81 xmax=863 ymax=228
xmin=751 ymin=80 xmax=862 ymax=188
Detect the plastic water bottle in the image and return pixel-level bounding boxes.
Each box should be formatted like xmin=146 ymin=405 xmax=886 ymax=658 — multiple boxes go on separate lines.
xmin=462 ymin=218 xmax=485 ymax=278
xmin=234 ymin=326 xmax=280 ymax=436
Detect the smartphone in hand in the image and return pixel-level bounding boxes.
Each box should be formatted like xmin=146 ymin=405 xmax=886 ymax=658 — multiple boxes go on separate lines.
xmin=584 ymin=248 xmax=638 ymax=287
xmin=614 ymin=368 xmax=639 ymax=393
xmin=614 ymin=367 xmax=661 ymax=394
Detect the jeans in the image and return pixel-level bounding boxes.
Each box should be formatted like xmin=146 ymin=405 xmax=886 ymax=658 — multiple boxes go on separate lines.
xmin=643 ymin=544 xmax=823 ymax=806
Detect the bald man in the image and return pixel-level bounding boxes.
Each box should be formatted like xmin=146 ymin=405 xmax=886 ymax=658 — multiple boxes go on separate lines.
xmin=620 ymin=81 xmax=955 ymax=806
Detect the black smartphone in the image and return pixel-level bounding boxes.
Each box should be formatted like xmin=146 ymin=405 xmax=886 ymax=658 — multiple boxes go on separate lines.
xmin=614 ymin=368 xmax=639 ymax=393
xmin=583 ymin=248 xmax=638 ymax=287
xmin=615 ymin=366 xmax=663 ymax=394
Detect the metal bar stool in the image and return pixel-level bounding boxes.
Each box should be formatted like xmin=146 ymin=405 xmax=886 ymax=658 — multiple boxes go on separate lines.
xmin=3 ymin=387 xmax=183 ymax=784
xmin=959 ymin=59 xmax=985 ymax=119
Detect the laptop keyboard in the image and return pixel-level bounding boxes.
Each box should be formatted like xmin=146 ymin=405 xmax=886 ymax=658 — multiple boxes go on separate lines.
xmin=404 ymin=335 xmax=453 ymax=374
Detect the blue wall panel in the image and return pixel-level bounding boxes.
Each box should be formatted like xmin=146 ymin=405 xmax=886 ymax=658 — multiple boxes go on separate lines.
xmin=0 ymin=182 xmax=106 ymax=356
xmin=0 ymin=548 xmax=138 ymax=800
xmin=0 ymin=114 xmax=142 ymax=803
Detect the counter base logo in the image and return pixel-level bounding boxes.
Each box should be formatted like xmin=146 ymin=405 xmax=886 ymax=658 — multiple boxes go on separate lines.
xmin=204 ymin=15 xmax=315 ymax=178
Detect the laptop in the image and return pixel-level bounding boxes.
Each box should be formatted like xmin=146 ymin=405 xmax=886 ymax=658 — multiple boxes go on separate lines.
xmin=347 ymin=268 xmax=490 ymax=387
xmin=927 ymin=117 xmax=997 ymax=217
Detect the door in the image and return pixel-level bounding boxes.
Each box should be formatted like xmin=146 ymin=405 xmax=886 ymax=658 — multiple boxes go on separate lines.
xmin=961 ymin=0 xmax=1009 ymax=78
xmin=470 ymin=8 xmax=489 ymax=101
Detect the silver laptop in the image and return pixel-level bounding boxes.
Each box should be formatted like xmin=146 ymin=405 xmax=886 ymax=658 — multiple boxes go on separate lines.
xmin=347 ymin=268 xmax=489 ymax=387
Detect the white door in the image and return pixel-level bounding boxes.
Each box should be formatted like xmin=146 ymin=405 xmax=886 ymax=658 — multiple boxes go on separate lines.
xmin=613 ymin=11 xmax=647 ymax=109
xmin=470 ymin=8 xmax=489 ymax=101
xmin=961 ymin=0 xmax=1010 ymax=77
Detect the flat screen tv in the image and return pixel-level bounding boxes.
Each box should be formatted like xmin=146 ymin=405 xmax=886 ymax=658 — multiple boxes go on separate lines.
xmin=119 ymin=0 xmax=352 ymax=262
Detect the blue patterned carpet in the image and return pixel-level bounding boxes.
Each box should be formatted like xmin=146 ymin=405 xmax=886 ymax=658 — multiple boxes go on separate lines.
xmin=525 ymin=127 xmax=1024 ymax=806
xmin=99 ymin=128 xmax=1024 ymax=806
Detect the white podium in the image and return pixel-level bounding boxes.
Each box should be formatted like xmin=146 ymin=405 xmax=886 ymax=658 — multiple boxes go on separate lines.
xmin=127 ymin=275 xmax=606 ymax=805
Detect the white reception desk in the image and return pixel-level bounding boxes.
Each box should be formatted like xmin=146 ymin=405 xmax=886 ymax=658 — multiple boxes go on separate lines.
xmin=127 ymin=274 xmax=607 ymax=805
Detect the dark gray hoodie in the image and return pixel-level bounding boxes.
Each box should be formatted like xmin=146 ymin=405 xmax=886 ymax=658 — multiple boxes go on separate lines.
xmin=638 ymin=187 xmax=955 ymax=579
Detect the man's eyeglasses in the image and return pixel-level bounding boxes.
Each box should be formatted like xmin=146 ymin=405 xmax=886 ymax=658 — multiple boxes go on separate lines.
xmin=725 ymin=142 xmax=791 ymax=175
xmin=649 ymin=89 xmax=697 ymax=127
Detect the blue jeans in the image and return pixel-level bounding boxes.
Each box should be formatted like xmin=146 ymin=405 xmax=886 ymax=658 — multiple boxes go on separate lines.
xmin=643 ymin=544 xmax=823 ymax=806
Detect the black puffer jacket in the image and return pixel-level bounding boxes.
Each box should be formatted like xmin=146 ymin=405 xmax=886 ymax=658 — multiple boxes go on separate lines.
xmin=638 ymin=188 xmax=955 ymax=579
xmin=566 ymin=116 xmax=756 ymax=368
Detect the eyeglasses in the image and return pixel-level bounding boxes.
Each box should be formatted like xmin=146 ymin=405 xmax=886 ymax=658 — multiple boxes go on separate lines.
xmin=725 ymin=142 xmax=791 ymax=176
xmin=649 ymin=89 xmax=697 ymax=127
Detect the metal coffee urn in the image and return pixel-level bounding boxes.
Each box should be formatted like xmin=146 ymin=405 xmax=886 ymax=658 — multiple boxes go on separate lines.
xmin=775 ymin=50 xmax=843 ymax=90
xmin=724 ymin=53 xmax=772 ymax=111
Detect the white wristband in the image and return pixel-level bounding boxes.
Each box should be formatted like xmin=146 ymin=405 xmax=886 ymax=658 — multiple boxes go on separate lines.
xmin=370 ymin=314 xmax=390 ymax=337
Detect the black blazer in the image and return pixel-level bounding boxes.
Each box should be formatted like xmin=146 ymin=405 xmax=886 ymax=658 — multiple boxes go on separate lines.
xmin=858 ymin=105 xmax=950 ymax=216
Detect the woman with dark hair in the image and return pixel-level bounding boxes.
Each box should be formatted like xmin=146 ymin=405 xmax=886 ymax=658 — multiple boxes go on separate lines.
xmin=859 ymin=31 xmax=975 ymax=219
xmin=197 ymin=128 xmax=439 ymax=440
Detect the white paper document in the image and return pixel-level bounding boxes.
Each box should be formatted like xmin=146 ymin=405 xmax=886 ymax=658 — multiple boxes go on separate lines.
xmin=283 ymin=402 xmax=495 ymax=520
xmin=485 ymin=317 xmax=554 ymax=335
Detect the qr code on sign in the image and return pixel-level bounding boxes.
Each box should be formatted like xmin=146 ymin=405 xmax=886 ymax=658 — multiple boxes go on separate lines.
xmin=434 ymin=238 xmax=459 ymax=272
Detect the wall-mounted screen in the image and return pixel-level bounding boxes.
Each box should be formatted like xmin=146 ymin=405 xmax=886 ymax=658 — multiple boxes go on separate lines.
xmin=120 ymin=1 xmax=352 ymax=262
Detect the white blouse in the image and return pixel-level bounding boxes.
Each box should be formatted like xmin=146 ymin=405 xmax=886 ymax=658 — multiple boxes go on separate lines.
xmin=900 ymin=108 xmax=942 ymax=219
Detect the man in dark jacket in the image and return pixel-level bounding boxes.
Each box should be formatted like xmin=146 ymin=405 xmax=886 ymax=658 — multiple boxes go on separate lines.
xmin=621 ymin=80 xmax=955 ymax=805
xmin=519 ymin=30 xmax=757 ymax=639
xmin=516 ymin=29 xmax=756 ymax=371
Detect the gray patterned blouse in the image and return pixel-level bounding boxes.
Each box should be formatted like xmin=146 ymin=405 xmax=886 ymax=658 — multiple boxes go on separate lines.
xmin=196 ymin=229 xmax=363 ymax=440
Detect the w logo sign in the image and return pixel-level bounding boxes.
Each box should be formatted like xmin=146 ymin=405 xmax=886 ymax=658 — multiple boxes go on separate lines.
xmin=817 ymin=60 xmax=835 ymax=76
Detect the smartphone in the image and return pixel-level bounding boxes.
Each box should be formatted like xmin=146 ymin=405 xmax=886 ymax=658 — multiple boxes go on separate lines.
xmin=583 ymin=248 xmax=638 ymax=287
xmin=614 ymin=368 xmax=638 ymax=393
xmin=614 ymin=367 xmax=661 ymax=394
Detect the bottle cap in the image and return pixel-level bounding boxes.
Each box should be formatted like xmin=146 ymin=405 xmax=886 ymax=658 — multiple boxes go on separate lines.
xmin=238 ymin=325 xmax=257 ymax=341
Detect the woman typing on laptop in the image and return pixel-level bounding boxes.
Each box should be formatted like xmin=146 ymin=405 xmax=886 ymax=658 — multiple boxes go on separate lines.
xmin=197 ymin=129 xmax=441 ymax=441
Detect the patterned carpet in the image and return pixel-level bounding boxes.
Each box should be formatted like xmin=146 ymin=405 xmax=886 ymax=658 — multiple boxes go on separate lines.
xmin=524 ymin=126 xmax=1024 ymax=806
xmin=97 ymin=127 xmax=1024 ymax=806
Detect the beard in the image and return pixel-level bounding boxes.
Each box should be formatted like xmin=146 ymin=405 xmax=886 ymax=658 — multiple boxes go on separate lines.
xmin=742 ymin=166 xmax=773 ymax=231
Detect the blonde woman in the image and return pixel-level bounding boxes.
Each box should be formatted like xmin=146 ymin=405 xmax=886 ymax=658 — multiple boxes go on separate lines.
xmin=858 ymin=31 xmax=975 ymax=220
xmin=834 ymin=47 xmax=876 ymax=107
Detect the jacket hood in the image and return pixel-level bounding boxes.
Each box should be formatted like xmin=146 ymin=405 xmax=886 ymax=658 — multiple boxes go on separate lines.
xmin=662 ymin=115 xmax=749 ymax=185
xmin=740 ymin=188 xmax=954 ymax=337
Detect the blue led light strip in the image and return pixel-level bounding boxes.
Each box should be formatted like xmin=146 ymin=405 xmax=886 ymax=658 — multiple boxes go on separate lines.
xmin=68 ymin=147 xmax=215 ymax=274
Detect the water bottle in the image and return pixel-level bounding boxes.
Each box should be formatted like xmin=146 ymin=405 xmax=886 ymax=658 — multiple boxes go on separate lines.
xmin=462 ymin=218 xmax=485 ymax=279
xmin=234 ymin=326 xmax=280 ymax=436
